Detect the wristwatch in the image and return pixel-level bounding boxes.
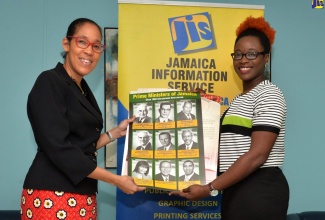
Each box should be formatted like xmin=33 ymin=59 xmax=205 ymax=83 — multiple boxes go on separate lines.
xmin=208 ymin=182 xmax=219 ymax=196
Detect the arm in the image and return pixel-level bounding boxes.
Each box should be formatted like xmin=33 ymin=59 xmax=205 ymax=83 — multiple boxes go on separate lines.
xmin=92 ymin=115 xmax=146 ymax=194
xmin=170 ymin=86 xmax=286 ymax=200
xmin=210 ymin=131 xmax=277 ymax=191
xmin=96 ymin=115 xmax=136 ymax=149
xmin=170 ymin=131 xmax=277 ymax=200
xmin=88 ymin=167 xmax=145 ymax=194
xmin=88 ymin=116 xmax=145 ymax=194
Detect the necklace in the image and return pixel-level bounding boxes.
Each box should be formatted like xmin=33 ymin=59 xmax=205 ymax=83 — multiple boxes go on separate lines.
xmin=64 ymin=63 xmax=85 ymax=95
xmin=69 ymin=76 xmax=85 ymax=95
xmin=75 ymin=82 xmax=85 ymax=95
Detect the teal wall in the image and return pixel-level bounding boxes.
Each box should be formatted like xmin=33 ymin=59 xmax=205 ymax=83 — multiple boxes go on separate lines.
xmin=1 ymin=0 xmax=324 ymax=219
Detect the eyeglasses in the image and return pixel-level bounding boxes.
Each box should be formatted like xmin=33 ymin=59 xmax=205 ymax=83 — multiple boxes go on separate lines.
xmin=231 ymin=51 xmax=267 ymax=60
xmin=67 ymin=36 xmax=105 ymax=53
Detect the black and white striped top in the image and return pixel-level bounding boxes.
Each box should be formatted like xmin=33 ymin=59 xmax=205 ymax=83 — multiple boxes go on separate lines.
xmin=219 ymin=80 xmax=287 ymax=172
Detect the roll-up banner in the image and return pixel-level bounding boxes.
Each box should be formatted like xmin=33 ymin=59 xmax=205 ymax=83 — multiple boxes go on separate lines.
xmin=116 ymin=1 xmax=264 ymax=219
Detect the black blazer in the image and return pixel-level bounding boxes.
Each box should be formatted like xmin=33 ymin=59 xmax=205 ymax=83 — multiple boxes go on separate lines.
xmin=23 ymin=63 xmax=103 ymax=195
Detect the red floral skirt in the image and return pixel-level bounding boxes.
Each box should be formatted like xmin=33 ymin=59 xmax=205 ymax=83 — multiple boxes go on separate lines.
xmin=21 ymin=188 xmax=97 ymax=220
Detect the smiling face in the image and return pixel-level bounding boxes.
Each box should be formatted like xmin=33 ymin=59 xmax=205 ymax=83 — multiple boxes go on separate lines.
xmin=159 ymin=103 xmax=171 ymax=118
xmin=233 ymin=36 xmax=269 ymax=88
xmin=160 ymin=161 xmax=171 ymax=176
xmin=62 ymin=22 xmax=102 ymax=82
xmin=182 ymin=130 xmax=193 ymax=145
xmin=137 ymin=104 xmax=148 ymax=118
xmin=183 ymin=102 xmax=192 ymax=115
xmin=139 ymin=165 xmax=148 ymax=174
xmin=138 ymin=131 xmax=149 ymax=146
xmin=183 ymin=161 xmax=194 ymax=175
xmin=159 ymin=133 xmax=171 ymax=147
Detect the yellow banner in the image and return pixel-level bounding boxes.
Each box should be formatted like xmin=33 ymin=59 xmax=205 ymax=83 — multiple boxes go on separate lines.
xmin=117 ymin=2 xmax=264 ymax=219
xmin=118 ymin=1 xmax=264 ymax=112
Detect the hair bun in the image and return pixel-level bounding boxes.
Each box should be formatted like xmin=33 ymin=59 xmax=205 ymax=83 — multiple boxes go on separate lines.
xmin=236 ymin=16 xmax=276 ymax=46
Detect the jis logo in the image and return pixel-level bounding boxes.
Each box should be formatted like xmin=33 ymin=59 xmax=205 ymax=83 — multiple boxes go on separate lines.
xmin=312 ymin=0 xmax=324 ymax=8
xmin=168 ymin=12 xmax=216 ymax=54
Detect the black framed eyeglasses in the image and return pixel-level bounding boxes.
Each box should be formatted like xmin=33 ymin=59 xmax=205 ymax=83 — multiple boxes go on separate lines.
xmin=67 ymin=36 xmax=105 ymax=53
xmin=231 ymin=51 xmax=267 ymax=60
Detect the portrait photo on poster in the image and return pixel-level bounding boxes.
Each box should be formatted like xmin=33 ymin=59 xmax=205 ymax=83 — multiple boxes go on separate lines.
xmin=104 ymin=27 xmax=118 ymax=168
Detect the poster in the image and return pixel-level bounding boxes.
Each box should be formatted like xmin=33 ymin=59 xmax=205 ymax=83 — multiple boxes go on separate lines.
xmin=127 ymin=90 xmax=206 ymax=190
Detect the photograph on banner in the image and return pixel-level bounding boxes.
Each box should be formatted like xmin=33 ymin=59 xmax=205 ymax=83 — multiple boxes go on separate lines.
xmin=131 ymin=158 xmax=154 ymax=186
xmin=155 ymin=129 xmax=177 ymax=158
xmin=126 ymin=90 xmax=207 ymax=190
xmin=177 ymin=158 xmax=201 ymax=189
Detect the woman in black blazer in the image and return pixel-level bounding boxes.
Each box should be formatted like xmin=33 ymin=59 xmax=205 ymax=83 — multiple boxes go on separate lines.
xmin=21 ymin=18 xmax=145 ymax=219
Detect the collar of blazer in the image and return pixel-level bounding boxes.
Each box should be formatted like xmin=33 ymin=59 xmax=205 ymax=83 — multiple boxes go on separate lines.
xmin=55 ymin=63 xmax=103 ymax=124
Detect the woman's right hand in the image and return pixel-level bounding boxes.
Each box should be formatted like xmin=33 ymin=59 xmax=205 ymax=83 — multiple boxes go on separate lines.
xmin=110 ymin=115 xmax=136 ymax=139
xmin=116 ymin=175 xmax=146 ymax=194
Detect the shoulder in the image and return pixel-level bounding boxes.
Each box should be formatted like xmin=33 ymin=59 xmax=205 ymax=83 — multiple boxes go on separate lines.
xmin=32 ymin=63 xmax=68 ymax=90
xmin=35 ymin=68 xmax=60 ymax=84
xmin=178 ymin=144 xmax=185 ymax=149
xmin=36 ymin=63 xmax=65 ymax=81
xmin=254 ymin=81 xmax=286 ymax=101
xmin=253 ymin=81 xmax=286 ymax=109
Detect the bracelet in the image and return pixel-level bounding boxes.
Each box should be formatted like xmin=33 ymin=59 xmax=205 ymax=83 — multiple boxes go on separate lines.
xmin=106 ymin=131 xmax=116 ymax=142
xmin=208 ymin=182 xmax=215 ymax=191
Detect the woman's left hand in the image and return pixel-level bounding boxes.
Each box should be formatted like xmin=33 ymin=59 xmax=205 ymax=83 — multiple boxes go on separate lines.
xmin=169 ymin=184 xmax=210 ymax=201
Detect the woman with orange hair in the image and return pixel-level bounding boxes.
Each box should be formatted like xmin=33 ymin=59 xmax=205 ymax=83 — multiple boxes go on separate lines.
xmin=170 ymin=16 xmax=289 ymax=220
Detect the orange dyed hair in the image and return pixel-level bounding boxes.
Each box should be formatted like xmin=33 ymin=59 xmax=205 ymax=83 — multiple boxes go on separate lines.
xmin=236 ymin=16 xmax=276 ymax=46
